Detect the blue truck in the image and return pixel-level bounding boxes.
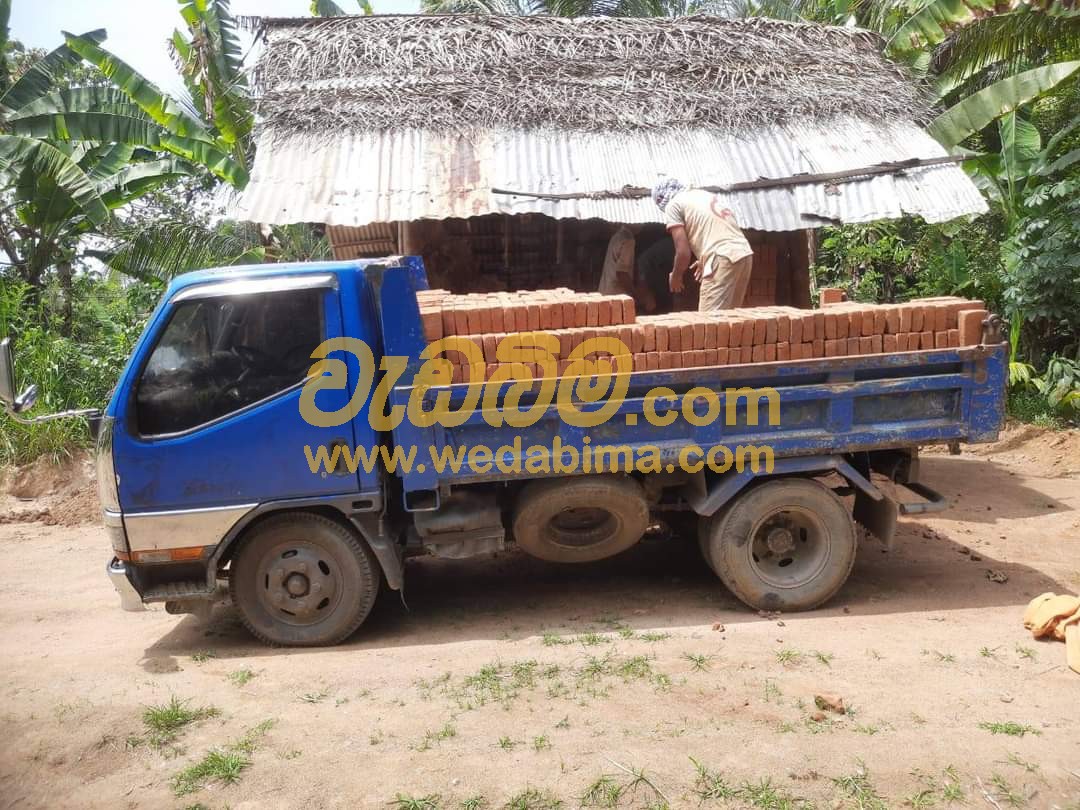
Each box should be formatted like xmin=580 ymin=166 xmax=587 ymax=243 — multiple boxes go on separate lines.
xmin=0 ymin=257 xmax=1007 ymax=646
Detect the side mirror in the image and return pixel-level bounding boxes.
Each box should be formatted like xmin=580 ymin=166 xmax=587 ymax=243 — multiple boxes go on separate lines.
xmin=0 ymin=338 xmax=15 ymax=409
xmin=0 ymin=337 xmax=37 ymax=414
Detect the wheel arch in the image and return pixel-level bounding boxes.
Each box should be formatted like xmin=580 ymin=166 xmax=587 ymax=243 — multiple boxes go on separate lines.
xmin=210 ymin=497 xmax=404 ymax=591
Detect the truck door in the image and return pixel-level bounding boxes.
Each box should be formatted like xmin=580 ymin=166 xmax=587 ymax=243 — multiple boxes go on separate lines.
xmin=111 ymin=273 xmax=359 ymax=555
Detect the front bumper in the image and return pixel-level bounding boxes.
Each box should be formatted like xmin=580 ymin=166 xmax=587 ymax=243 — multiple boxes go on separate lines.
xmin=107 ymin=558 xmax=145 ymax=612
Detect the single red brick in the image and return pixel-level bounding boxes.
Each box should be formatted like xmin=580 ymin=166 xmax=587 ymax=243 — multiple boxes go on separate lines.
xmin=884 ymin=306 xmax=900 ymax=334
xmin=597 ymin=298 xmax=612 ymax=326
xmin=421 ymin=311 xmax=443 ymax=342
xmin=715 ymin=320 xmax=730 ymax=347
xmin=728 ymin=319 xmax=744 ymax=347
xmin=762 ymin=343 xmax=776 ymax=362
xmin=586 ymin=300 xmax=599 ymax=327
xmin=948 ymin=328 xmax=960 ymax=347
xmin=704 ymin=348 xmax=718 ymax=365
xmin=918 ymin=331 xmax=932 ymax=350
xmin=958 ymin=309 xmax=987 ymax=346
xmin=739 ymin=346 xmax=753 ymax=363
xmin=660 ymin=351 xmax=677 ymax=369
xmin=526 ymin=303 xmax=540 ymax=331
xmin=633 ymin=352 xmax=646 ymax=372
xmin=933 ymin=331 xmax=947 ymax=349
xmin=703 ymin=320 xmax=718 ymax=349
xmin=643 ymin=323 xmax=656 ymax=352
xmin=441 ymin=307 xmax=456 ymax=337
xmin=668 ymin=323 xmax=682 ymax=352
xmin=482 ymin=334 xmax=498 ymax=362
xmin=825 ymin=338 xmax=842 ymax=357
xmin=631 ymin=325 xmax=646 ymax=354
xmin=872 ymin=308 xmax=886 ymax=335
xmin=812 ymin=338 xmax=825 ymax=357
xmin=910 ymin=306 xmax=924 ymax=333
xmin=897 ymin=305 xmax=912 ymax=333
xmin=656 ymin=324 xmax=669 ymax=352
xmin=680 ymin=322 xmax=695 ymax=350
xmin=824 ymin=311 xmax=838 ymax=341
xmin=752 ymin=344 xmax=765 ymax=363
xmin=574 ymin=301 xmax=588 ymax=328
xmin=860 ymin=310 xmax=875 ymax=337
xmin=860 ymin=336 xmax=874 ymax=354
xmin=788 ymin=315 xmax=803 ymax=345
xmin=513 ymin=305 xmax=529 ymax=332
xmin=813 ymin=311 xmax=826 ymax=341
xmin=847 ymin=337 xmax=861 ymax=355
xmin=716 ymin=347 xmax=729 ymax=365
xmin=871 ymin=334 xmax=883 ymax=353
xmin=647 ymin=351 xmax=660 ymax=370
xmin=693 ymin=321 xmax=706 ymax=349
xmin=820 ymin=287 xmax=845 ymax=305
xmin=622 ymin=297 xmax=636 ymax=324
xmin=777 ymin=342 xmax=790 ymax=361
xmin=933 ymin=306 xmax=948 ymax=332
xmin=847 ymin=310 xmax=861 ymax=338
xmin=752 ymin=317 xmax=768 ymax=345
xmin=775 ymin=314 xmax=790 ymax=343
xmin=883 ymin=334 xmax=897 ymax=353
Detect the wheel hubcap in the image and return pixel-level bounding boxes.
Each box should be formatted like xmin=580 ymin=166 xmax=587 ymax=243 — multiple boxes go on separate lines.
xmin=547 ymin=507 xmax=619 ymax=549
xmin=256 ymin=542 xmax=340 ymax=624
xmin=748 ymin=506 xmax=830 ymax=589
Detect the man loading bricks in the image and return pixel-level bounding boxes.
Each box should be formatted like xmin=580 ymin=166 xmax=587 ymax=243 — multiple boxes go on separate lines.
xmin=652 ymin=177 xmax=754 ymax=311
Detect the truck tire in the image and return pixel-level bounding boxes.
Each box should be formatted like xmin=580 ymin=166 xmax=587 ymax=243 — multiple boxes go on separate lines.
xmin=702 ymin=478 xmax=856 ymax=612
xmin=229 ymin=512 xmax=379 ymax=646
xmin=512 ymin=475 xmax=649 ymax=563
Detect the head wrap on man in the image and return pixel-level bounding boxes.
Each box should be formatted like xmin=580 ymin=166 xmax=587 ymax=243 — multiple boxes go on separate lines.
xmin=651 ymin=177 xmax=686 ymax=213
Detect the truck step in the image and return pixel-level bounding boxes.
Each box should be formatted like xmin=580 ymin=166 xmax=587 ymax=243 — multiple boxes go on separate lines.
xmin=141 ymin=581 xmax=214 ymax=602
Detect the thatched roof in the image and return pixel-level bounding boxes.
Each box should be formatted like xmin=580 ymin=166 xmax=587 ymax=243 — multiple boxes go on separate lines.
xmin=251 ymin=14 xmax=929 ymax=137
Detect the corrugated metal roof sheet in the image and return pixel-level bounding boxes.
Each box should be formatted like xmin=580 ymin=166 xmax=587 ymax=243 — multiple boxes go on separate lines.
xmin=235 ymin=117 xmax=987 ymax=231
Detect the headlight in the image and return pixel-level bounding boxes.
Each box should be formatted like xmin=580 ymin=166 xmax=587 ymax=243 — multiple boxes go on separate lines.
xmin=95 ymin=416 xmax=127 ymax=555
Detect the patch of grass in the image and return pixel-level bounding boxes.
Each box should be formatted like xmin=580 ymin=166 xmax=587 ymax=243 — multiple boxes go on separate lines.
xmin=227 ymin=667 xmax=256 ymax=687
xmin=415 ymin=723 xmax=457 ymax=752
xmin=923 ymin=649 xmax=956 ymax=663
xmin=1005 ymin=752 xmax=1042 ymax=778
xmin=775 ymin=649 xmax=803 ymax=665
xmin=762 ymin=679 xmax=783 ymax=704
xmin=988 ymin=774 xmax=1028 ymax=808
xmin=576 ymin=632 xmax=613 ymax=647
xmin=453 ymin=661 xmax=540 ymax=709
xmin=498 ymin=736 xmax=516 ymax=750
xmin=615 ymin=655 xmax=653 ymax=680
xmin=461 ymin=797 xmax=487 ymax=810
xmin=298 ymin=689 xmax=329 ymax=704
xmin=542 ymin=633 xmax=572 ymax=647
xmin=503 ymin=787 xmax=563 ymax=809
xmin=1014 ymin=644 xmax=1037 ymax=661
xmin=740 ymin=778 xmax=805 ymax=809
xmin=618 ymin=627 xmax=635 ymax=639
xmin=637 ymin=632 xmax=670 ymax=642
xmin=555 ymin=716 xmax=570 ymax=730
xmin=832 ymin=762 xmax=887 ymax=810
xmin=979 ymin=646 xmax=1001 ymax=659
xmin=190 ymin=651 xmax=216 ymax=663
xmin=777 ymin=721 xmax=797 ymax=734
xmin=682 ymin=652 xmax=712 ymax=672
xmin=979 ymin=721 xmax=1040 ymax=737
xmin=812 ymin=650 xmax=834 ymax=667
xmin=904 ymin=789 xmax=937 ymax=808
xmin=392 ymin=794 xmax=441 ymax=810
xmin=691 ymin=757 xmax=737 ymax=801
xmin=532 ymin=735 xmax=551 ymax=751
xmin=171 ymin=720 xmax=272 ymax=797
xmin=581 ymin=775 xmax=622 ymax=807
xmin=142 ymin=697 xmax=219 ymax=748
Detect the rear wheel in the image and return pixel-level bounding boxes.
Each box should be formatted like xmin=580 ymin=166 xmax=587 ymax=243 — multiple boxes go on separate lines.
xmin=702 ymin=478 xmax=856 ymax=612
xmin=229 ymin=512 xmax=379 ymax=646
xmin=512 ymin=475 xmax=649 ymax=563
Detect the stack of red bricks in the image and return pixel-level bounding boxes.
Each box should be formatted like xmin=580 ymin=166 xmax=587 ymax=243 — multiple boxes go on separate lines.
xmin=417 ymin=288 xmax=989 ymax=381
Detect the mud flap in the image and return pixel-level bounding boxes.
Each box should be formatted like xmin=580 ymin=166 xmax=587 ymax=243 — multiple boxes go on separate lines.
xmin=854 ymin=490 xmax=898 ymax=549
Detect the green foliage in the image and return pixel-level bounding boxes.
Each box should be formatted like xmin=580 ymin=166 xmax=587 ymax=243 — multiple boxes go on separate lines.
xmin=0 ymin=272 xmax=156 ymax=464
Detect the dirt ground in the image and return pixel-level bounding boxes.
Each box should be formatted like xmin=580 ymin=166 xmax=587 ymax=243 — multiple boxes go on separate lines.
xmin=1 ymin=426 xmax=1079 ymax=810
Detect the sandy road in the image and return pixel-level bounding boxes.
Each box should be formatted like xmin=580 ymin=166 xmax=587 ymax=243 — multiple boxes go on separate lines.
xmin=1 ymin=427 xmax=1079 ymax=809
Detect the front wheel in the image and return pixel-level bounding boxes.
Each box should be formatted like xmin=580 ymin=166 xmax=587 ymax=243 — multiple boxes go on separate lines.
xmin=229 ymin=512 xmax=379 ymax=646
xmin=701 ymin=478 xmax=856 ymax=612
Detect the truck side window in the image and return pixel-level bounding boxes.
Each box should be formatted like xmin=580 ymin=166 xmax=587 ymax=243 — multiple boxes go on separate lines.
xmin=135 ymin=289 xmax=324 ymax=436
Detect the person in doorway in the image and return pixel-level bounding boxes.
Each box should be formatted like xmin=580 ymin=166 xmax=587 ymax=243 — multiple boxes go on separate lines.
xmin=598 ymin=223 xmax=637 ymax=296
xmin=636 ymin=236 xmax=676 ymax=314
xmin=652 ymin=177 xmax=754 ymax=312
